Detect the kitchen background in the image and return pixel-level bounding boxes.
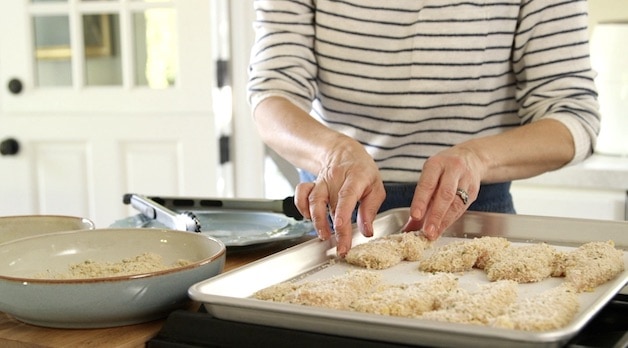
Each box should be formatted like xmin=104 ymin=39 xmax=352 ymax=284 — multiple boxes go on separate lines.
xmin=0 ymin=0 xmax=626 ymax=228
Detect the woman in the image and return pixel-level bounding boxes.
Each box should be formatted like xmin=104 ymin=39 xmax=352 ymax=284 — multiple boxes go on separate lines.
xmin=248 ymin=0 xmax=600 ymax=256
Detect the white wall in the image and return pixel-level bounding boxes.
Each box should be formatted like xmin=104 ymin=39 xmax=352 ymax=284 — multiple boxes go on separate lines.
xmin=588 ymin=0 xmax=628 ymax=33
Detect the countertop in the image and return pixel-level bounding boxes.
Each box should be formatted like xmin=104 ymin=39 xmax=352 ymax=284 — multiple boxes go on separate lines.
xmin=0 ymin=235 xmax=316 ymax=348
xmin=515 ymin=153 xmax=628 ymax=190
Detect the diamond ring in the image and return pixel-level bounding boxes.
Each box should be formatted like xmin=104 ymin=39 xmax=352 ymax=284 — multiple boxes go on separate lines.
xmin=456 ymin=188 xmax=469 ymax=205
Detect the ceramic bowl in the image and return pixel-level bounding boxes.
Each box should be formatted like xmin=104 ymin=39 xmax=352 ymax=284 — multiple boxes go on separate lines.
xmin=0 ymin=215 xmax=95 ymax=244
xmin=0 ymin=228 xmax=225 ymax=328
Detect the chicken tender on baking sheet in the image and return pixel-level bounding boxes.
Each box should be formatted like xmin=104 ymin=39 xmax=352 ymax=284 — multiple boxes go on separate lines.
xmin=420 ymin=280 xmax=518 ymax=325
xmin=485 ymin=243 xmax=557 ymax=283
xmin=551 ymin=251 xmax=569 ymax=277
xmin=473 ymin=237 xmax=511 ymax=270
xmin=253 ymin=282 xmax=300 ymax=302
xmin=252 ymin=270 xmax=381 ymax=310
xmin=492 ymin=285 xmax=579 ymax=331
xmin=350 ymin=273 xmax=458 ymax=317
xmin=345 ymin=232 xmax=431 ymax=269
xmin=562 ymin=241 xmax=625 ymax=292
xmin=418 ymin=237 xmax=510 ymax=273
xmin=344 ymin=238 xmax=402 ymax=269
xmin=387 ymin=232 xmax=433 ymax=261
xmin=418 ymin=240 xmax=477 ymax=273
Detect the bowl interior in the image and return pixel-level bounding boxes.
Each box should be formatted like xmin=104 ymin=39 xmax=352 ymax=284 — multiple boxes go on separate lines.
xmin=0 ymin=215 xmax=95 ymax=244
xmin=0 ymin=228 xmax=225 ymax=280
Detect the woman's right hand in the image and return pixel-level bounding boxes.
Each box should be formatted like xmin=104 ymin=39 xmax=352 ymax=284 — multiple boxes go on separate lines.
xmin=294 ymin=136 xmax=386 ymax=257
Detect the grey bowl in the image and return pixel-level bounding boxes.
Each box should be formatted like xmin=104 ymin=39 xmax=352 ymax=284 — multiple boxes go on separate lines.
xmin=0 ymin=214 xmax=95 ymax=244
xmin=0 ymin=228 xmax=225 ymax=328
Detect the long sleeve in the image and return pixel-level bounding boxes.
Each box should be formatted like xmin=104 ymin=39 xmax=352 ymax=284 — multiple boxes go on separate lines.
xmin=248 ymin=0 xmax=317 ymax=114
xmin=513 ymin=0 xmax=600 ymax=164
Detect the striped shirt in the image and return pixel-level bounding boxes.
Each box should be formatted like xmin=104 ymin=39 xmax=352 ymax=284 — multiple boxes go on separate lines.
xmin=247 ymin=0 xmax=600 ymax=183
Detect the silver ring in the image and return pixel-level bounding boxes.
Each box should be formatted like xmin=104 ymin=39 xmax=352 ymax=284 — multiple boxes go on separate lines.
xmin=456 ymin=188 xmax=469 ymax=205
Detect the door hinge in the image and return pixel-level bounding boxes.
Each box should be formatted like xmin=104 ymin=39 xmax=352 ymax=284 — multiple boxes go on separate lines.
xmin=216 ymin=59 xmax=230 ymax=88
xmin=219 ymin=134 xmax=230 ymax=164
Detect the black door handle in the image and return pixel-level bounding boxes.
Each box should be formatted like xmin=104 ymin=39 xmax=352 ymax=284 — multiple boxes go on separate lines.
xmin=0 ymin=138 xmax=19 ymax=156
xmin=7 ymin=78 xmax=23 ymax=95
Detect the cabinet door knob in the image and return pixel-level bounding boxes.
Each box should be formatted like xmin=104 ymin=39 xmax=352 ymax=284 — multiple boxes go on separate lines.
xmin=0 ymin=138 xmax=20 ymax=156
xmin=7 ymin=78 xmax=23 ymax=95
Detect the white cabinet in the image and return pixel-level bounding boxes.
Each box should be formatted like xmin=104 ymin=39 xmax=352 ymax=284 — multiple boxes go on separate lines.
xmin=511 ymin=183 xmax=626 ymax=221
xmin=510 ymin=155 xmax=628 ymax=221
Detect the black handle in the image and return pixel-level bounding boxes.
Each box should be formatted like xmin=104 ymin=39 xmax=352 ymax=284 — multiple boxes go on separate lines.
xmin=0 ymin=138 xmax=19 ymax=156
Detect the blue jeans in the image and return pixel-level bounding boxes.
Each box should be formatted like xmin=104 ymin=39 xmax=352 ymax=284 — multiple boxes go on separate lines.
xmin=299 ymin=170 xmax=515 ymax=223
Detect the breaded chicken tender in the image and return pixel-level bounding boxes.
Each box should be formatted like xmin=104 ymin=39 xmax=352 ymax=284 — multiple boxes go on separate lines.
xmin=252 ymin=270 xmax=381 ymax=310
xmin=562 ymin=241 xmax=625 ymax=292
xmin=420 ymin=280 xmax=518 ymax=325
xmin=474 ymin=237 xmax=511 ymax=270
xmin=345 ymin=232 xmax=432 ymax=269
xmin=485 ymin=243 xmax=557 ymax=283
xmin=551 ymin=251 xmax=569 ymax=277
xmin=344 ymin=238 xmax=402 ymax=269
xmin=350 ymin=273 xmax=458 ymax=317
xmin=492 ymin=285 xmax=579 ymax=331
xmin=419 ymin=237 xmax=510 ymax=273
xmin=388 ymin=232 xmax=433 ymax=261
xmin=253 ymin=282 xmax=300 ymax=302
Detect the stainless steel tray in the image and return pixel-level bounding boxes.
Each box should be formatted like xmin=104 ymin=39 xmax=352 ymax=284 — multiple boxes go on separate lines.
xmin=189 ymin=209 xmax=628 ymax=348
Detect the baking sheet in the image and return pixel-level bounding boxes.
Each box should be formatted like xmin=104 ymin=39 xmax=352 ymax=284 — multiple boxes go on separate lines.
xmin=189 ymin=209 xmax=628 ymax=348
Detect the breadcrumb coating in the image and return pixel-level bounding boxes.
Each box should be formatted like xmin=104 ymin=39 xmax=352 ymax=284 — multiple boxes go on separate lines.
xmin=252 ymin=270 xmax=381 ymax=310
xmin=350 ymin=273 xmax=457 ymax=316
xmin=562 ymin=241 xmax=625 ymax=292
xmin=420 ymin=280 xmax=518 ymax=325
xmin=485 ymin=243 xmax=557 ymax=283
xmin=345 ymin=232 xmax=432 ymax=269
xmin=418 ymin=237 xmax=510 ymax=273
xmin=492 ymin=285 xmax=579 ymax=331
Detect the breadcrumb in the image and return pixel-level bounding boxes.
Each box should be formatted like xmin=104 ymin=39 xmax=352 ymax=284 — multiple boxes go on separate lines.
xmin=37 ymin=252 xmax=192 ymax=279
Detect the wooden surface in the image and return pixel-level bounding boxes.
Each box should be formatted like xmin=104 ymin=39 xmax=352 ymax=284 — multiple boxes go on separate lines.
xmin=0 ymin=235 xmax=316 ymax=347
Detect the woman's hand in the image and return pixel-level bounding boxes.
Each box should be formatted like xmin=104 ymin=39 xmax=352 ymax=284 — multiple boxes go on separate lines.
xmin=294 ymin=137 xmax=386 ymax=257
xmin=403 ymin=145 xmax=484 ymax=239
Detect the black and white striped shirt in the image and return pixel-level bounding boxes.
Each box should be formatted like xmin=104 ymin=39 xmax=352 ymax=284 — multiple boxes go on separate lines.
xmin=248 ymin=0 xmax=600 ymax=183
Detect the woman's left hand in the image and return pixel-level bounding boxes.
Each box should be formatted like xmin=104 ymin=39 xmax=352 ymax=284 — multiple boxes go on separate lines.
xmin=403 ymin=145 xmax=484 ymax=239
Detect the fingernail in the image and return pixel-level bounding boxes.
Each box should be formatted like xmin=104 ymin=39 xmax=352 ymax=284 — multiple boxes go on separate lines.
xmin=425 ymin=224 xmax=436 ymax=239
xmin=363 ymin=222 xmax=373 ymax=237
xmin=411 ymin=208 xmax=423 ymax=220
xmin=337 ymin=246 xmax=347 ymax=258
xmin=317 ymin=229 xmax=327 ymax=241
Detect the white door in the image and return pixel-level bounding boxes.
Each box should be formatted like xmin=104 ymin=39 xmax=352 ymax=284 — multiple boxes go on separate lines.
xmin=0 ymin=0 xmax=222 ymax=228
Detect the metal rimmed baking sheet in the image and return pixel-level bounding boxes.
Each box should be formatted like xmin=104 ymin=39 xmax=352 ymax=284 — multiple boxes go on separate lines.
xmin=189 ymin=209 xmax=628 ymax=348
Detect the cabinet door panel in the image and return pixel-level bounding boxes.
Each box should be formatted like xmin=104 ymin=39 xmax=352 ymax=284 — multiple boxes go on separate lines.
xmin=511 ymin=185 xmax=626 ymax=221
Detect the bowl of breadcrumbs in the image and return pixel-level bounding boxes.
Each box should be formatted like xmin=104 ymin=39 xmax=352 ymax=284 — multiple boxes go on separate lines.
xmin=0 ymin=214 xmax=95 ymax=244
xmin=0 ymin=228 xmax=225 ymax=328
